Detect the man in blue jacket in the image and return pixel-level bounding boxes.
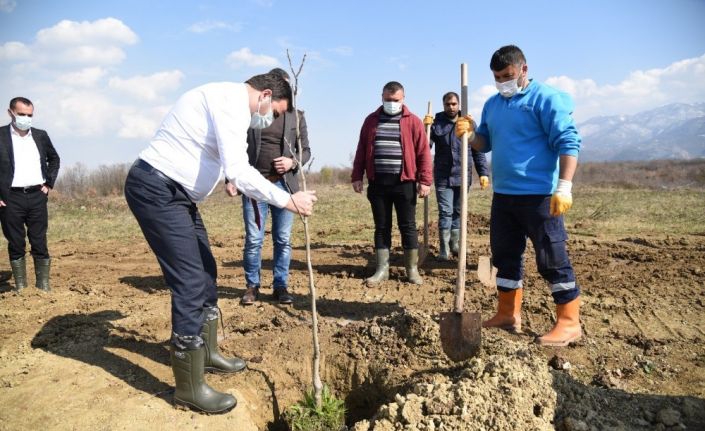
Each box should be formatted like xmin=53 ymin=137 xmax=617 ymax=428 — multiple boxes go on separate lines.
xmin=423 ymin=92 xmax=489 ymax=260
xmin=456 ymin=45 xmax=582 ymax=346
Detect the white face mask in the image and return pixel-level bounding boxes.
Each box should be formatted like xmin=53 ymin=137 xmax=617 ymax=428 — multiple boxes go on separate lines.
xmin=250 ymin=96 xmax=274 ymax=129
xmin=496 ymin=78 xmax=521 ymax=98
xmin=383 ymin=101 xmax=402 ymax=115
xmin=13 ymin=114 xmax=32 ymax=131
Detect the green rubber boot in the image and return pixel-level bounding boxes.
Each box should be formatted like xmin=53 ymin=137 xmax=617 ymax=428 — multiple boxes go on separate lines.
xmin=365 ymin=249 xmax=390 ymax=285
xmin=404 ymin=249 xmax=423 ymax=285
xmin=437 ymin=229 xmax=451 ymax=261
xmin=171 ymin=337 xmax=237 ymax=414
xmin=34 ymin=258 xmax=51 ymax=292
xmin=450 ymin=229 xmax=460 ymax=256
xmin=200 ymin=307 xmax=246 ymax=373
xmin=10 ymin=257 xmax=27 ymax=292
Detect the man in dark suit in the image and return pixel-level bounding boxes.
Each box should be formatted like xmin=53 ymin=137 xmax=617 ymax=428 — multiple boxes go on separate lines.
xmin=0 ymin=97 xmax=60 ymax=292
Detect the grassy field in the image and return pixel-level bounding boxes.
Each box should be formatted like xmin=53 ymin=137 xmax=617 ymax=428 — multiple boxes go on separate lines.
xmin=47 ymin=184 xmax=705 ymax=245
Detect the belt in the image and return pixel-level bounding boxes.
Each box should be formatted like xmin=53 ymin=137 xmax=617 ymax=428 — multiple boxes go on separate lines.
xmin=10 ymin=185 xmax=42 ymax=193
xmin=133 ymin=159 xmax=182 ymax=190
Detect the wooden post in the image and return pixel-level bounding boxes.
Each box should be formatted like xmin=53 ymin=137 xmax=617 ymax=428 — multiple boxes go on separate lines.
xmin=420 ymin=101 xmax=432 ymax=263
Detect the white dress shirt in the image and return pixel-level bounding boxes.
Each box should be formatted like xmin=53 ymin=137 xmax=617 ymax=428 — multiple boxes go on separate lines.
xmin=139 ymin=82 xmax=291 ymax=206
xmin=10 ymin=127 xmax=45 ymax=187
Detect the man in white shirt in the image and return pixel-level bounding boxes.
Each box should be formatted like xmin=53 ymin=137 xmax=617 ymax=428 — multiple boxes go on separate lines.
xmin=0 ymin=97 xmax=60 ymax=293
xmin=124 ymin=72 xmax=317 ymax=414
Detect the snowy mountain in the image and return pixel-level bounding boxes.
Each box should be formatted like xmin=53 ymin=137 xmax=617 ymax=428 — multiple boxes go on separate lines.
xmin=577 ymin=103 xmax=705 ymax=161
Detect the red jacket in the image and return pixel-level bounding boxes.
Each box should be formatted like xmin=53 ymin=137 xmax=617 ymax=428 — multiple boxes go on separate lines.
xmin=351 ymin=105 xmax=432 ymax=185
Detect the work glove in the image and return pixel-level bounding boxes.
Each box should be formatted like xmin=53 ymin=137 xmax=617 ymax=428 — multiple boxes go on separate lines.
xmin=455 ymin=115 xmax=476 ymax=140
xmin=479 ymin=176 xmax=490 ymax=190
xmin=423 ymin=115 xmax=433 ymax=126
xmin=550 ymin=179 xmax=573 ymax=216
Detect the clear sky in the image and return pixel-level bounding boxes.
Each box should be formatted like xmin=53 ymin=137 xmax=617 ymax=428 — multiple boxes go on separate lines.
xmin=1 ymin=0 xmax=704 ymax=170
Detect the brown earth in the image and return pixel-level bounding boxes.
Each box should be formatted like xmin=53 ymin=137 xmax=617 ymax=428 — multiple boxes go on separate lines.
xmin=1 ymin=216 xmax=704 ymax=430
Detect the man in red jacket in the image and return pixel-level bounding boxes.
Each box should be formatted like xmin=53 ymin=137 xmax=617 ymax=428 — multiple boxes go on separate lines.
xmin=352 ymin=81 xmax=432 ymax=285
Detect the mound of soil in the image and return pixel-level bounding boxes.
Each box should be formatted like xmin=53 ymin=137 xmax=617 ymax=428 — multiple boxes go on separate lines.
xmin=332 ymin=311 xmax=702 ymax=431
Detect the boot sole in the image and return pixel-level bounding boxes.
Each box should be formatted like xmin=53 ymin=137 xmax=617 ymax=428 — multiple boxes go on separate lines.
xmin=174 ymin=397 xmax=237 ymax=414
xmin=483 ymin=324 xmax=523 ymax=334
xmin=205 ymin=364 xmax=247 ymax=374
xmin=535 ymin=333 xmax=582 ymax=347
xmin=365 ymin=278 xmax=388 ymax=286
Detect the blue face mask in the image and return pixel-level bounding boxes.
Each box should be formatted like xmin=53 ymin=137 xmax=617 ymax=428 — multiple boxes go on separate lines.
xmin=250 ymin=96 xmax=274 ymax=129
xmin=13 ymin=114 xmax=32 ymax=131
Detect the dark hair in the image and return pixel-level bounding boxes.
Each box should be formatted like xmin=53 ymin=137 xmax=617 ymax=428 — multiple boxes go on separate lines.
xmin=490 ymin=45 xmax=526 ymax=71
xmin=382 ymin=81 xmax=404 ymax=94
xmin=268 ymin=67 xmax=290 ymax=82
xmin=442 ymin=92 xmax=459 ymax=103
xmin=9 ymin=97 xmax=33 ymax=110
xmin=245 ymin=73 xmax=293 ymax=112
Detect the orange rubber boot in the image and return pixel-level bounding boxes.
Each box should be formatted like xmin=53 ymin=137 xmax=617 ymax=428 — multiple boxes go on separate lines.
xmin=536 ymin=297 xmax=582 ymax=346
xmin=482 ymin=288 xmax=522 ymax=333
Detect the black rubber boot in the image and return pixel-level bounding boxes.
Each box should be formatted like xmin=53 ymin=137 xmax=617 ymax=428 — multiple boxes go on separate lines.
xmin=10 ymin=257 xmax=27 ymax=292
xmin=365 ymin=249 xmax=389 ymax=285
xmin=171 ymin=335 xmax=237 ymax=414
xmin=404 ymin=249 xmax=423 ymax=285
xmin=200 ymin=307 xmax=246 ymax=373
xmin=34 ymin=258 xmax=51 ymax=291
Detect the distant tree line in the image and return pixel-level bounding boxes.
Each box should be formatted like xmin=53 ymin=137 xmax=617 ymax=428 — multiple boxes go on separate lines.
xmin=52 ymin=159 xmax=705 ymax=197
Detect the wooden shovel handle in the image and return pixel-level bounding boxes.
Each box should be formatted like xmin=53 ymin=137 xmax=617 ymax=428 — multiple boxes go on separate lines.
xmin=454 ymin=64 xmax=469 ymax=313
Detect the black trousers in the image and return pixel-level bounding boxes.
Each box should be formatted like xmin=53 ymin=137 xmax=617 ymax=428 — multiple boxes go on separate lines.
xmin=367 ymin=181 xmax=418 ymax=250
xmin=0 ymin=188 xmax=49 ymax=261
xmin=124 ymin=160 xmax=218 ymax=336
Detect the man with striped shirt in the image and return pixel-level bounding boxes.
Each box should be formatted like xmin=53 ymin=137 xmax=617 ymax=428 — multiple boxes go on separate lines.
xmin=352 ymin=81 xmax=432 ymax=285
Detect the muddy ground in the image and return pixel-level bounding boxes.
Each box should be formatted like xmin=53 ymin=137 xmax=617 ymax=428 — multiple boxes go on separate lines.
xmin=1 ymin=215 xmax=704 ymax=430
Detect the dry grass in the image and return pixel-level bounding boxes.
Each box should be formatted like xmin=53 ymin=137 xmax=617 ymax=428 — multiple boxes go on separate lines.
xmin=45 ymin=182 xmax=705 ymax=246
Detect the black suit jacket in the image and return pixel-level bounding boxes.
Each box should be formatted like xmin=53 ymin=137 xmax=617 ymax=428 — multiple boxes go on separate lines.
xmin=0 ymin=124 xmax=61 ymax=202
xmin=246 ymin=110 xmax=311 ymax=193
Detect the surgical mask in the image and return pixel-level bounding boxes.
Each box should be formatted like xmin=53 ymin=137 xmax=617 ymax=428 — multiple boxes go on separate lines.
xmin=250 ymin=96 xmax=273 ymax=129
xmin=13 ymin=114 xmax=32 ymax=131
xmin=383 ymin=101 xmax=402 ymax=115
xmin=496 ymin=78 xmax=521 ymax=98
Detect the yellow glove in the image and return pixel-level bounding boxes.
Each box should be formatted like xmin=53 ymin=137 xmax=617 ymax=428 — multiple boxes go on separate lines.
xmin=455 ymin=115 xmax=476 ymax=139
xmin=550 ymin=179 xmax=573 ymax=216
xmin=423 ymin=115 xmax=433 ymax=126
xmin=479 ymin=176 xmax=490 ymax=190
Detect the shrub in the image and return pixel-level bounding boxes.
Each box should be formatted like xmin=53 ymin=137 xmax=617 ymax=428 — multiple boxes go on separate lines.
xmin=285 ymin=385 xmax=346 ymax=431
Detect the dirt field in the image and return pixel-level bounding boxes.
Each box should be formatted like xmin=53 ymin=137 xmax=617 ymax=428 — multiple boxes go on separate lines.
xmin=1 ymin=191 xmax=704 ymax=430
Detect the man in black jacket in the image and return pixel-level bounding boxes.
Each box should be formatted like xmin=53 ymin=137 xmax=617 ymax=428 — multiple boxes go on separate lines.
xmin=226 ymin=68 xmax=311 ymax=305
xmin=0 ymin=97 xmax=60 ymax=292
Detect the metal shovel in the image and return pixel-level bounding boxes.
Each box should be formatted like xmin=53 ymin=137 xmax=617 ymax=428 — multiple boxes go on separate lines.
xmin=477 ymin=256 xmax=498 ymax=292
xmin=439 ymin=64 xmax=481 ymax=361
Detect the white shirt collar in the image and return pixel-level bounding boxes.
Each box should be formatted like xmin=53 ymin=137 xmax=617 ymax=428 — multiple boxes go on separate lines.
xmin=9 ymin=124 xmax=32 ymax=138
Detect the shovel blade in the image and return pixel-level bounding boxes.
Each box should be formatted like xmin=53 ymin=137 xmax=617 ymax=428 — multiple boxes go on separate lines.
xmin=439 ymin=311 xmax=482 ymax=361
xmin=477 ymin=256 xmax=497 ymax=289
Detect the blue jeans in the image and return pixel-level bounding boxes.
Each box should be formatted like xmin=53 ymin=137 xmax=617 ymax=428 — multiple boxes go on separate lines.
xmin=490 ymin=193 xmax=580 ymax=305
xmin=435 ymin=180 xmax=461 ymax=231
xmin=242 ymin=179 xmax=294 ymax=289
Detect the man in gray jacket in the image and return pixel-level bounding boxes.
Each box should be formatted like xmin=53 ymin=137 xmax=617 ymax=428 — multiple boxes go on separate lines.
xmin=227 ymin=68 xmax=311 ymax=305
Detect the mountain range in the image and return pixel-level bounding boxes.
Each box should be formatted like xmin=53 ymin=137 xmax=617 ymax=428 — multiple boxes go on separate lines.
xmin=577 ymin=102 xmax=705 ymax=162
